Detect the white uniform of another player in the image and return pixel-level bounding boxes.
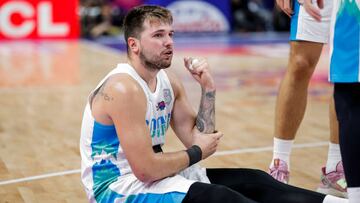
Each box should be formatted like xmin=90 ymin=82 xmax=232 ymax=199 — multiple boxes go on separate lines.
xmin=80 ymin=64 xmax=197 ymax=203
xmin=290 ymin=0 xmax=333 ymax=43
xmin=328 ymin=1 xmax=360 ymax=202
xmin=329 ymin=0 xmax=360 ymax=82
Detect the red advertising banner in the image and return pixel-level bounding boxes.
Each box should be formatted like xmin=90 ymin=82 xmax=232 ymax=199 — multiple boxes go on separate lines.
xmin=0 ymin=0 xmax=79 ymax=39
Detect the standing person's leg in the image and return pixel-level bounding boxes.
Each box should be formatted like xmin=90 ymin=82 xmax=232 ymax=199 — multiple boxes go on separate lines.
xmin=207 ymin=168 xmax=348 ymax=203
xmin=328 ymin=96 xmax=341 ymax=174
xmin=334 ymin=83 xmax=360 ymax=203
xmin=269 ymin=0 xmax=335 ymax=185
xmin=317 ymin=96 xmax=347 ymax=197
xmin=274 ymin=41 xmax=323 ymax=141
xmin=270 ymin=41 xmax=323 ymax=183
xmin=270 ymin=0 xmax=324 ymax=179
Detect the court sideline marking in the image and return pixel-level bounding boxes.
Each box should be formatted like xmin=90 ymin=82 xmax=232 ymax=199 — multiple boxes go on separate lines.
xmin=0 ymin=141 xmax=328 ymax=186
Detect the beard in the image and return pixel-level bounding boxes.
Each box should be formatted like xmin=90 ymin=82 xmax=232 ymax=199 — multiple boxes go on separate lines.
xmin=139 ymin=49 xmax=172 ymax=71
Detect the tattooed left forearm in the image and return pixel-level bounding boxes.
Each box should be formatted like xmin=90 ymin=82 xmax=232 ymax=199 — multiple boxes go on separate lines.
xmin=196 ymin=89 xmax=215 ymax=133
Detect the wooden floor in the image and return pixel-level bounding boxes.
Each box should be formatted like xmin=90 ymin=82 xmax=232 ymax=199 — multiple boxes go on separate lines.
xmin=0 ymin=39 xmax=333 ymax=202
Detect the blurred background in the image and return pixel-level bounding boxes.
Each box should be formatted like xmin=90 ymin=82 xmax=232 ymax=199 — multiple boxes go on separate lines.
xmin=79 ymin=0 xmax=289 ymax=38
xmin=0 ymin=0 xmax=290 ymax=40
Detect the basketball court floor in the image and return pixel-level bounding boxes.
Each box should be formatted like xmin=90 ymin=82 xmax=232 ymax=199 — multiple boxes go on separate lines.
xmin=0 ymin=33 xmax=333 ymax=202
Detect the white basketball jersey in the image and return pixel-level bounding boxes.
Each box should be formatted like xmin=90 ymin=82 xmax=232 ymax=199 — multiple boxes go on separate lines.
xmin=80 ymin=63 xmax=175 ymax=201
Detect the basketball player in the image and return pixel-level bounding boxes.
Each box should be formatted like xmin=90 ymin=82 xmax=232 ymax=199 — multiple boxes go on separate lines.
xmin=269 ymin=0 xmax=347 ymax=198
xmin=80 ymin=5 xmax=348 ymax=203
xmin=304 ymin=0 xmax=360 ymax=202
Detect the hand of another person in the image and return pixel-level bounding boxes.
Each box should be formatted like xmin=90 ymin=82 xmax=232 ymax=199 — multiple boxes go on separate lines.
xmin=192 ymin=130 xmax=223 ymax=160
xmin=184 ymin=57 xmax=215 ymax=91
xmin=276 ymin=0 xmax=294 ymax=17
xmin=303 ymin=0 xmax=324 ymax=22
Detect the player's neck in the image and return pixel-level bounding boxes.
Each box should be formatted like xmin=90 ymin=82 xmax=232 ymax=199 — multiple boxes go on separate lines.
xmin=128 ymin=58 xmax=158 ymax=90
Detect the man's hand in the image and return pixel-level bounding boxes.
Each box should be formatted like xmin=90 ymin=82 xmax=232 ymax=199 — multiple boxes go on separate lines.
xmin=303 ymin=0 xmax=324 ymax=22
xmin=192 ymin=130 xmax=223 ymax=160
xmin=276 ymin=0 xmax=294 ymax=17
xmin=184 ymin=57 xmax=215 ymax=91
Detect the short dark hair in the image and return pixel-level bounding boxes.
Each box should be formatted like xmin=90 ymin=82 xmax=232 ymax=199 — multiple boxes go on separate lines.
xmin=123 ymin=5 xmax=173 ymax=51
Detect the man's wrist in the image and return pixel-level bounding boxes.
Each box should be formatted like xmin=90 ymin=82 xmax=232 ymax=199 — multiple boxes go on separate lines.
xmin=200 ymin=79 xmax=216 ymax=92
xmin=185 ymin=145 xmax=202 ymax=166
xmin=202 ymin=86 xmax=216 ymax=92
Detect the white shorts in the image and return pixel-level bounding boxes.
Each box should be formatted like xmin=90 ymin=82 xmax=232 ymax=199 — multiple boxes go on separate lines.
xmin=91 ymin=164 xmax=209 ymax=203
xmin=290 ymin=0 xmax=333 ymax=43
xmin=102 ymin=174 xmax=194 ymax=203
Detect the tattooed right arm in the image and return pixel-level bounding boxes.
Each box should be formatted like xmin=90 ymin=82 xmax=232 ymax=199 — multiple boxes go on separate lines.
xmin=196 ymin=89 xmax=216 ymax=133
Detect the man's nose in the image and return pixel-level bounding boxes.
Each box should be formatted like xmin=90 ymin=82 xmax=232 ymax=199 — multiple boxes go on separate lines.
xmin=164 ymin=35 xmax=173 ymax=47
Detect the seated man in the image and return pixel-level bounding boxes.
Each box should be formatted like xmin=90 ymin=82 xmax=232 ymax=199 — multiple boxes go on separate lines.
xmin=80 ymin=5 xmax=347 ymax=203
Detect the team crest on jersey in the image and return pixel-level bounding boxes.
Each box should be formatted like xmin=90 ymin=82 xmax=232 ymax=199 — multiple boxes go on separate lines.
xmin=157 ymin=101 xmax=166 ymax=111
xmin=163 ymin=89 xmax=172 ymax=105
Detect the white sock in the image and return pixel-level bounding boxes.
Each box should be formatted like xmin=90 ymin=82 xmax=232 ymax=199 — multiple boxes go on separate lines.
xmin=270 ymin=137 xmax=293 ymax=169
xmin=323 ymin=195 xmax=348 ymax=203
xmin=326 ymin=142 xmax=342 ymax=173
xmin=348 ymin=187 xmax=360 ymax=203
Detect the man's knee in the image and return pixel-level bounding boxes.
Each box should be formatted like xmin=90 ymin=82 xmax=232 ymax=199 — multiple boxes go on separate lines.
xmin=288 ymin=54 xmax=316 ymax=81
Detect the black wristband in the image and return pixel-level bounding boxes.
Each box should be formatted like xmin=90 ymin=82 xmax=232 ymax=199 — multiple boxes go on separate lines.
xmin=186 ymin=145 xmax=202 ymax=166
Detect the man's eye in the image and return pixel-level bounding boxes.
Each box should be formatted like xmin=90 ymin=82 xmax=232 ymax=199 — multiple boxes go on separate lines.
xmin=154 ymin=34 xmax=162 ymax=38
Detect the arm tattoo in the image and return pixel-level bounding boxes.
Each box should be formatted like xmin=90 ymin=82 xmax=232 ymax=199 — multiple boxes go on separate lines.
xmin=196 ymin=89 xmax=215 ymax=133
xmin=92 ymin=81 xmax=114 ymax=103
xmin=98 ymin=90 xmax=114 ymax=101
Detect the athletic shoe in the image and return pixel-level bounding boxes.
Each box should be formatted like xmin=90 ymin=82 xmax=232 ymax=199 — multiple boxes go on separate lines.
xmin=317 ymin=161 xmax=348 ymax=198
xmin=269 ymin=158 xmax=290 ymax=184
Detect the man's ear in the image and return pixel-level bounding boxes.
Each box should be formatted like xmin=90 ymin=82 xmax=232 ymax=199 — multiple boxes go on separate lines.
xmin=128 ymin=37 xmax=139 ymax=54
